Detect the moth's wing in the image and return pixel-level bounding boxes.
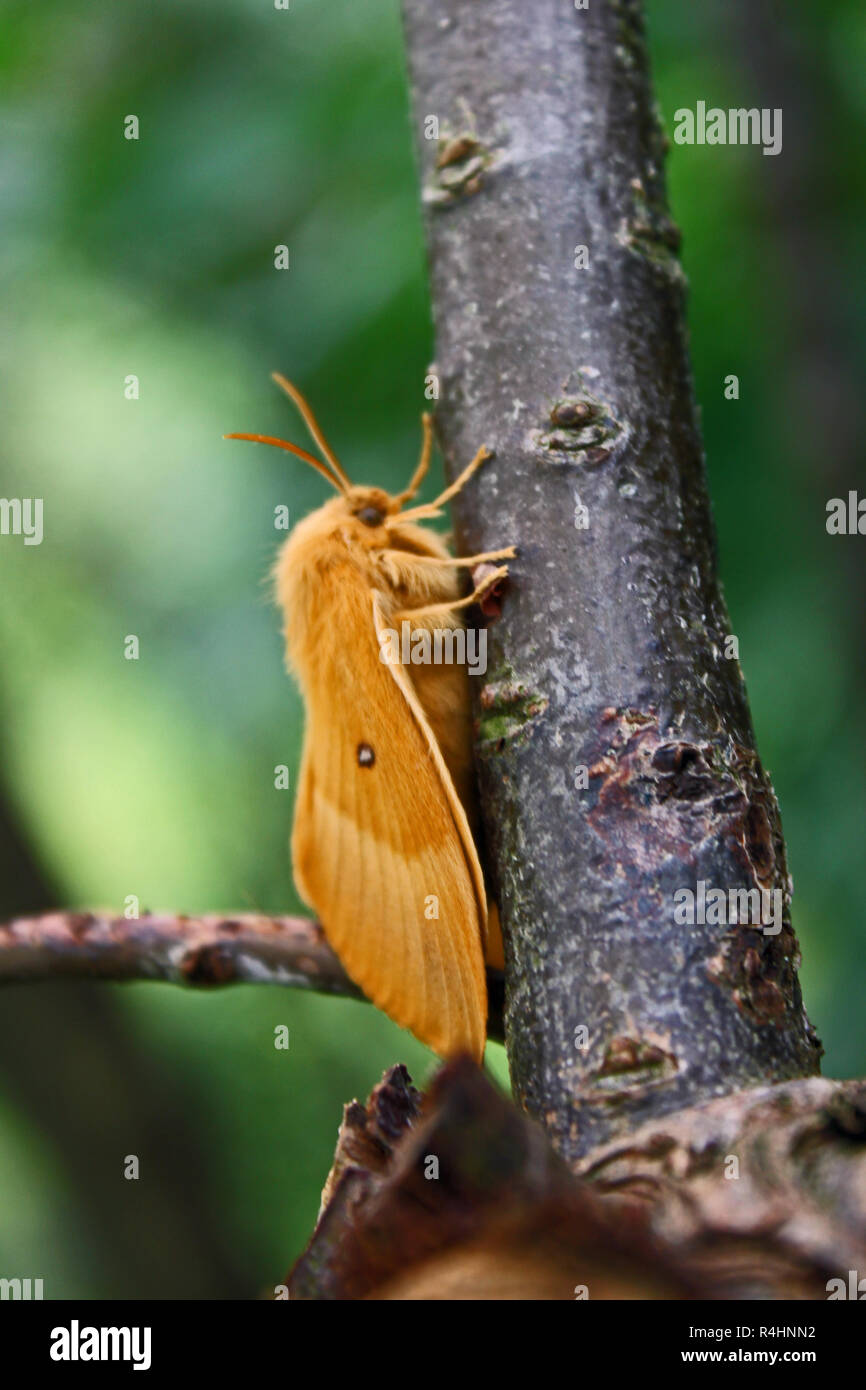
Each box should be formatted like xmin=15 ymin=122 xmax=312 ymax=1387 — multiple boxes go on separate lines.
xmin=291 ymin=735 xmax=316 ymax=910
xmin=291 ymin=573 xmax=487 ymax=1060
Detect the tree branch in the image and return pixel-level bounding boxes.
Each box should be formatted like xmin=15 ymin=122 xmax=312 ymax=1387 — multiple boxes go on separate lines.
xmin=401 ymin=0 xmax=822 ymax=1163
xmin=0 ymin=910 xmax=506 ymax=1041
xmin=0 ymin=910 xmax=361 ymax=994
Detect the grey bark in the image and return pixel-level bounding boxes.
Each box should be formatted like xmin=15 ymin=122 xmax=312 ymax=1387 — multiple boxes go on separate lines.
xmin=401 ymin=0 xmax=821 ymax=1162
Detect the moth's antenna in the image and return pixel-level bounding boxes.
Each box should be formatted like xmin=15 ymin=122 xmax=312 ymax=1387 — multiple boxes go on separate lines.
xmin=394 ymin=412 xmax=433 ymax=508
xmin=223 ymin=432 xmax=346 ymax=493
xmin=271 ymin=373 xmax=353 ymax=491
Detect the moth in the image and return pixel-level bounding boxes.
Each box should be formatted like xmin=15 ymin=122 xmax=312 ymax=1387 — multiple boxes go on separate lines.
xmin=227 ymin=375 xmax=514 ymax=1060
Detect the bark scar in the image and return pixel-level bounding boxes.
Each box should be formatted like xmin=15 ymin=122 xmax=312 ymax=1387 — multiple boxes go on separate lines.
xmin=426 ymin=126 xmax=494 ymax=206
xmin=476 ymin=675 xmax=547 ymax=753
xmin=533 ymin=386 xmax=624 ymax=467
xmin=585 ymin=708 xmax=817 ymax=1038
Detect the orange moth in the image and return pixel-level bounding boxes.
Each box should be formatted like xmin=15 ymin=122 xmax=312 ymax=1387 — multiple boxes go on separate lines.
xmin=227 ymin=375 xmax=513 ymax=1061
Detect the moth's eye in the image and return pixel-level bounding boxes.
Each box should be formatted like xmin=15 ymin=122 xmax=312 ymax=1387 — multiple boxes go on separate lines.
xmin=356 ymin=506 xmax=384 ymax=528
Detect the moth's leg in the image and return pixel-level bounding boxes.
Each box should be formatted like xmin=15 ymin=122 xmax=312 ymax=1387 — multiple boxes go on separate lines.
xmin=399 ymin=444 xmax=493 ymax=522
xmin=394 ymin=412 xmax=433 ymax=506
xmin=431 ymin=444 xmax=492 ymax=509
xmin=379 ymin=546 xmax=515 ymax=568
xmin=393 ymin=565 xmax=508 ymax=622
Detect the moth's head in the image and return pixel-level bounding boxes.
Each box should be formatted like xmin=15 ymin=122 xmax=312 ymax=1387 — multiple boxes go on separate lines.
xmin=226 ymin=374 xmax=444 ymax=541
xmin=346 ymin=485 xmax=398 ymax=525
xmin=282 ymin=484 xmax=395 ymax=550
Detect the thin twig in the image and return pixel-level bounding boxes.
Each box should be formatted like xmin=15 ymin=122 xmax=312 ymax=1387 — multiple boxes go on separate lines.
xmin=0 ymin=910 xmax=505 ymax=1041
xmin=0 ymin=910 xmax=360 ymax=993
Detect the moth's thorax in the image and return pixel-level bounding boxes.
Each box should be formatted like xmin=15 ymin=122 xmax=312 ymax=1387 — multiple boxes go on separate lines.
xmin=274 ymin=486 xmax=458 ymax=670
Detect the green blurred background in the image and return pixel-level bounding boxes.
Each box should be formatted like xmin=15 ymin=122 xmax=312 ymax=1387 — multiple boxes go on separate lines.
xmin=0 ymin=0 xmax=863 ymax=1296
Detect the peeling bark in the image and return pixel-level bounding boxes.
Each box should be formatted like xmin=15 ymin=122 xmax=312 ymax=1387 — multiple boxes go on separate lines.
xmin=289 ymin=1061 xmax=866 ymax=1300
xmin=401 ymin=0 xmax=821 ymax=1162
xmin=579 ymin=1074 xmax=866 ymax=1297
xmin=289 ymin=1059 xmax=695 ymax=1300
